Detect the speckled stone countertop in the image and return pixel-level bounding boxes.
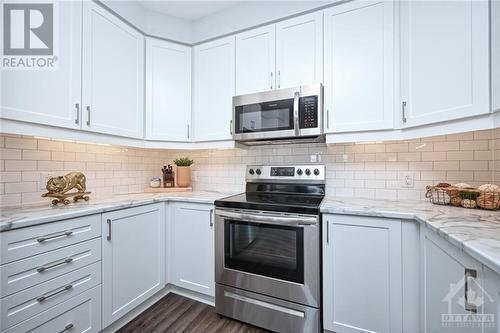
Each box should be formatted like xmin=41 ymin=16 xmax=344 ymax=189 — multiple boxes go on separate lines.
xmin=0 ymin=191 xmax=235 ymax=232
xmin=321 ymin=197 xmax=500 ymax=275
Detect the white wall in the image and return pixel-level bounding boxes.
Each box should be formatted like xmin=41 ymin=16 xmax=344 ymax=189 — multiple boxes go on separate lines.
xmin=101 ymin=1 xmax=193 ymax=43
xmin=192 ymin=1 xmax=336 ymax=43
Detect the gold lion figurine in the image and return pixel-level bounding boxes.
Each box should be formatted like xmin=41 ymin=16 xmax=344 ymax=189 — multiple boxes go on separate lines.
xmin=42 ymin=172 xmax=91 ymax=205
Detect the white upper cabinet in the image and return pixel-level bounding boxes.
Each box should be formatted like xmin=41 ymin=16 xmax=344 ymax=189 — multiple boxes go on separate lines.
xmin=82 ymin=1 xmax=144 ymax=139
xmin=193 ymin=36 xmax=235 ymax=142
xmin=400 ymin=0 xmax=489 ymax=128
xmin=145 ymin=38 xmax=191 ymax=141
xmin=492 ymin=0 xmax=500 ymax=113
xmin=0 ymin=1 xmax=82 ymax=129
xmin=235 ymin=26 xmax=276 ymax=95
xmin=276 ymin=12 xmax=323 ymax=89
xmin=323 ymin=1 xmax=394 ymax=133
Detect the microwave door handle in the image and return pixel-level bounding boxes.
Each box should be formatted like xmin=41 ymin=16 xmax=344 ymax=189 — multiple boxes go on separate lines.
xmin=293 ymin=91 xmax=300 ymax=136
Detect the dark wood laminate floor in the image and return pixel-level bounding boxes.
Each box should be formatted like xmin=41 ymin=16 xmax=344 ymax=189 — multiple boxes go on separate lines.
xmin=117 ymin=293 xmax=269 ymax=333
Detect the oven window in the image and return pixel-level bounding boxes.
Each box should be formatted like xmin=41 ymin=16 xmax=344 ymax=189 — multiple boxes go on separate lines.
xmin=234 ymin=98 xmax=294 ymax=134
xmin=224 ymin=220 xmax=304 ymax=284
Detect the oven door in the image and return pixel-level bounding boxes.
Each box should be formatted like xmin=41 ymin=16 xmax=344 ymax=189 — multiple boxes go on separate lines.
xmin=215 ymin=208 xmax=320 ymax=307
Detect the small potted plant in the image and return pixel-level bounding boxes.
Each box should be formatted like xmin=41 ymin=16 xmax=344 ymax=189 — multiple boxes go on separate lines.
xmin=173 ymin=157 xmax=193 ymax=187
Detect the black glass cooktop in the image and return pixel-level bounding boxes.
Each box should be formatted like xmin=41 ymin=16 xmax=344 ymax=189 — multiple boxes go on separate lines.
xmin=215 ymin=192 xmax=324 ymax=215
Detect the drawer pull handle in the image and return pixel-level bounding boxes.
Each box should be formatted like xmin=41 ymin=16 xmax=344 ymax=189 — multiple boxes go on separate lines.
xmin=58 ymin=323 xmax=74 ymax=333
xmin=37 ymin=284 xmax=73 ymax=302
xmin=37 ymin=257 xmax=73 ymax=273
xmin=37 ymin=231 xmax=73 ymax=243
xmin=464 ymin=268 xmax=478 ymax=313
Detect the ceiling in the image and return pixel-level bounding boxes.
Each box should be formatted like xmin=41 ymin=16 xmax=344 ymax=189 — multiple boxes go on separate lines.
xmin=136 ymin=1 xmax=245 ymax=20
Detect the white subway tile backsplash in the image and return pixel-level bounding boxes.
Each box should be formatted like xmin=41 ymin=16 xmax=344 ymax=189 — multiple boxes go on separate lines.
xmin=0 ymin=128 xmax=498 ymax=206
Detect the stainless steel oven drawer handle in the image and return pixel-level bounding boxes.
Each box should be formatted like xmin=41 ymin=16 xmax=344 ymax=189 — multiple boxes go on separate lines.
xmin=216 ymin=210 xmax=317 ymax=226
xmin=224 ymin=291 xmax=305 ymax=318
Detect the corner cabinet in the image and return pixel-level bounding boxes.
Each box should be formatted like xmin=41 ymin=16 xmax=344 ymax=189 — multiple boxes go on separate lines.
xmin=420 ymin=225 xmax=485 ymax=333
xmin=171 ymin=202 xmax=215 ymax=296
xmin=400 ymin=0 xmax=490 ymax=128
xmin=323 ymin=1 xmax=394 ymax=133
xmin=82 ymin=1 xmax=145 ymax=139
xmin=0 ymin=1 xmax=82 ymax=129
xmin=192 ymin=37 xmax=235 ymax=142
xmin=145 ymin=38 xmax=192 ymax=141
xmin=323 ymin=214 xmax=402 ymax=333
xmin=102 ymin=204 xmax=165 ymax=328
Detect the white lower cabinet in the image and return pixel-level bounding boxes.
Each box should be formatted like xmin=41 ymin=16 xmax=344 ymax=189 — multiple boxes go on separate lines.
xmin=484 ymin=267 xmax=500 ymax=333
xmin=171 ymin=202 xmax=215 ymax=296
xmin=102 ymin=204 xmax=165 ymax=328
xmin=420 ymin=225 xmax=485 ymax=333
xmin=323 ymin=214 xmax=402 ymax=333
xmin=3 ymin=285 xmax=101 ymax=333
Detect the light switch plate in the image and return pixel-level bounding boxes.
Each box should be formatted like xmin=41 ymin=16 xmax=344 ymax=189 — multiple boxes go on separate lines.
xmin=401 ymin=172 xmax=414 ymax=188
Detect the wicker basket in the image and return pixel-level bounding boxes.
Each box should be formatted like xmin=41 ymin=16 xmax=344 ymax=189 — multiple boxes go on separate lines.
xmin=476 ymin=191 xmax=500 ymax=210
xmin=425 ymin=183 xmax=454 ymax=205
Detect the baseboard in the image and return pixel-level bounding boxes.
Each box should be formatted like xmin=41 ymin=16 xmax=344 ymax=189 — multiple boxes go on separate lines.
xmin=100 ymin=284 xmax=215 ymax=332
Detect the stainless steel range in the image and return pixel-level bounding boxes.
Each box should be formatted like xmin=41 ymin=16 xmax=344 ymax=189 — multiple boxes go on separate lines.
xmin=214 ymin=164 xmax=325 ymax=333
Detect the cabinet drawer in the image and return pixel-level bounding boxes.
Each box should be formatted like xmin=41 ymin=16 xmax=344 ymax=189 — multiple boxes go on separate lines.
xmin=3 ymin=285 xmax=101 ymax=333
xmin=0 ymin=261 xmax=101 ymax=330
xmin=0 ymin=214 xmax=101 ymax=264
xmin=0 ymin=238 xmax=101 ymax=297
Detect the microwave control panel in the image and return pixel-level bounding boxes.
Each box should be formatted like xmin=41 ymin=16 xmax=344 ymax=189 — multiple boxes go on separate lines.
xmin=299 ymin=96 xmax=318 ymax=129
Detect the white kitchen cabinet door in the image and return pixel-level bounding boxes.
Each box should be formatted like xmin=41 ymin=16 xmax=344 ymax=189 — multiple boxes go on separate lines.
xmin=421 ymin=225 xmax=484 ymax=333
xmin=145 ymin=38 xmax=191 ymax=141
xmin=0 ymin=1 xmax=82 ymax=129
xmin=235 ymin=25 xmax=275 ymax=95
xmin=172 ymin=202 xmax=214 ymax=296
xmin=400 ymin=0 xmax=489 ymax=128
xmin=193 ymin=37 xmax=235 ymax=142
xmin=102 ymin=204 xmax=165 ymax=328
xmin=492 ymin=0 xmax=500 ymax=113
xmin=276 ymin=12 xmax=323 ymax=89
xmin=323 ymin=214 xmax=402 ymax=333
xmin=82 ymin=1 xmax=144 ymax=139
xmin=483 ymin=267 xmax=500 ymax=333
xmin=323 ymin=1 xmax=394 ymax=133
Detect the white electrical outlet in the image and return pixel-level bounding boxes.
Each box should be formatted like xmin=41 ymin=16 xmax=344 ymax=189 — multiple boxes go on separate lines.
xmin=39 ymin=172 xmax=55 ymax=191
xmin=401 ymin=173 xmax=414 ymax=188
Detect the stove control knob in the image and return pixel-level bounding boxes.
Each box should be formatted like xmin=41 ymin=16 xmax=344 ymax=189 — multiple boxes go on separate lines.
xmin=305 ymin=168 xmax=311 ymax=176
xmin=314 ymin=168 xmax=320 ymax=176
xmin=297 ymin=168 xmax=303 ymax=176
xmin=249 ymin=169 xmax=255 ymax=175
xmin=256 ymin=169 xmax=262 ymax=175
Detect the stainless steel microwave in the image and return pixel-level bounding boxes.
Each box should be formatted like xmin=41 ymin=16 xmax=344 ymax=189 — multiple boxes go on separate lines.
xmin=232 ymin=84 xmax=323 ymax=143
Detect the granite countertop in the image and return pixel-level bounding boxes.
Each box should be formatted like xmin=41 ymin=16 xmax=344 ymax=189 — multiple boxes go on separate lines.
xmin=321 ymin=197 xmax=500 ymax=275
xmin=0 ymin=191 xmax=235 ymax=232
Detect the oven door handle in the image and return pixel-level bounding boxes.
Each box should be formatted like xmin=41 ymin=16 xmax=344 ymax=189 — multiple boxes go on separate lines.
xmin=215 ymin=209 xmax=317 ymax=227
xmin=293 ymin=91 xmax=300 ymax=137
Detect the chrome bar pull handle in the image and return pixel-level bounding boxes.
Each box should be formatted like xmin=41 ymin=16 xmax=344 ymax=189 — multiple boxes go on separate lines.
xmin=402 ymin=101 xmax=407 ymax=123
xmin=270 ymin=72 xmax=273 ymax=90
xmin=229 ymin=120 xmax=233 ymax=135
xmin=37 ymin=257 xmax=73 ymax=273
xmin=464 ymin=268 xmax=478 ymax=313
xmin=107 ymin=219 xmax=112 ymax=241
xmin=326 ymin=221 xmax=329 ymax=244
xmin=74 ymin=103 xmax=80 ymax=125
xmin=37 ymin=284 xmax=73 ymax=302
xmin=277 ymin=70 xmax=281 ymax=88
xmin=86 ymin=106 xmax=91 ymax=126
xmin=187 ymin=124 xmax=190 ymax=139
xmin=37 ymin=231 xmax=73 ymax=243
xmin=326 ymin=109 xmax=330 ymax=129
xmin=209 ymin=209 xmax=214 ymax=228
xmin=58 ymin=323 xmax=74 ymax=333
